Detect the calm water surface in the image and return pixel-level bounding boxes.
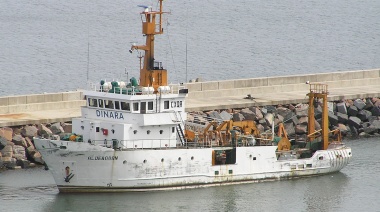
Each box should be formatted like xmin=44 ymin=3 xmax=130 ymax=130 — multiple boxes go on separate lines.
xmin=0 ymin=0 xmax=379 ymax=96
xmin=1 ymin=137 xmax=380 ymax=211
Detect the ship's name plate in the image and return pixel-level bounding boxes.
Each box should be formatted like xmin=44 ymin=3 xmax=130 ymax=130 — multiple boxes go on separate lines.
xmin=88 ymin=156 xmax=119 ymax=160
xmin=96 ymin=110 xmax=124 ymax=120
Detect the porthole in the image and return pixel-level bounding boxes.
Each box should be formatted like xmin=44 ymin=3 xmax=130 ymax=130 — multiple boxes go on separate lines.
xmin=191 ymin=156 xmax=194 ymax=160
xmin=133 ymin=130 xmax=137 ymax=134
xmin=123 ymin=160 xmax=127 ymax=164
xmin=147 ymin=130 xmax=151 ymax=134
xmin=178 ymin=157 xmax=181 ymax=161
xmin=161 ymin=158 xmax=164 ymax=162
xmin=143 ymin=159 xmax=147 ymax=163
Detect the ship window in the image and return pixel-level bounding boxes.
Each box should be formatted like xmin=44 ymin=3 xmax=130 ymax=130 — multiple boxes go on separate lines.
xmin=96 ymin=127 xmax=99 ymax=132
xmin=88 ymin=98 xmax=97 ymax=107
xmin=121 ymin=102 xmax=130 ymax=111
xmin=252 ymin=157 xmax=256 ymax=160
xmin=306 ymin=164 xmax=312 ymax=168
xmin=114 ymin=101 xmax=120 ymax=110
xmin=160 ymin=130 xmax=163 ymax=134
xmin=229 ymin=170 xmax=233 ymax=174
xmin=105 ymin=100 xmax=114 ymax=109
xmin=98 ymin=99 xmax=104 ymax=108
xmin=133 ymin=102 xmax=139 ymax=111
xmin=148 ymin=101 xmax=153 ymax=110
xmin=172 ymin=127 xmax=175 ymax=133
xmin=164 ymin=101 xmax=169 ymax=109
xmin=147 ymin=130 xmax=151 ymax=134
xmin=215 ymin=171 xmax=219 ymax=175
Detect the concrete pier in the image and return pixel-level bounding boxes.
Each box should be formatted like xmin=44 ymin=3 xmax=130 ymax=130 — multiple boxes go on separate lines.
xmin=0 ymin=69 xmax=379 ymax=127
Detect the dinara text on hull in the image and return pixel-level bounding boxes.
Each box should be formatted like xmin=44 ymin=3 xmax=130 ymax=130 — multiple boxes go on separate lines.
xmin=34 ymin=0 xmax=351 ymax=192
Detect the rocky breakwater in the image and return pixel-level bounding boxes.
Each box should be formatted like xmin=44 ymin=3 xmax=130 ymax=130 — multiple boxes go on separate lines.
xmin=0 ymin=122 xmax=72 ymax=170
xmin=189 ymin=97 xmax=380 ymax=140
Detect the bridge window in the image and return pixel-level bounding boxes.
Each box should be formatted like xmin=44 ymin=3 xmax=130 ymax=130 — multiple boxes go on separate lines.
xmin=98 ymin=99 xmax=104 ymax=108
xmin=133 ymin=102 xmax=139 ymax=111
xmin=121 ymin=102 xmax=130 ymax=111
xmin=88 ymin=98 xmax=98 ymax=107
xmin=105 ymin=100 xmax=114 ymax=109
xmin=114 ymin=101 xmax=120 ymax=110
xmin=148 ymin=101 xmax=153 ymax=110
xmin=164 ymin=101 xmax=169 ymax=109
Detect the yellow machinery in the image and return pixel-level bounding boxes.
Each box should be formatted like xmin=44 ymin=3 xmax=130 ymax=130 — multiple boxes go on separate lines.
xmin=307 ymin=83 xmax=342 ymax=150
xmin=277 ymin=123 xmax=291 ymax=151
xmin=129 ymin=0 xmax=168 ymax=92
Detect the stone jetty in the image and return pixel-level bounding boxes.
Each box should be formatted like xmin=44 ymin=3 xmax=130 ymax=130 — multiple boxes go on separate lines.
xmin=188 ymin=97 xmax=380 ymax=140
xmin=1 ymin=96 xmax=379 ymax=170
xmin=0 ymin=122 xmax=72 ymax=170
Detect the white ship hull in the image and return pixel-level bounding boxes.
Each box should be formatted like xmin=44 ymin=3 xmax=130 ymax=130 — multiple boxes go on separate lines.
xmin=34 ymin=138 xmax=352 ymax=192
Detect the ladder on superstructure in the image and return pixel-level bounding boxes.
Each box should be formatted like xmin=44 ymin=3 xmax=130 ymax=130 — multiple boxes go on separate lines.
xmin=173 ymin=111 xmax=186 ymax=145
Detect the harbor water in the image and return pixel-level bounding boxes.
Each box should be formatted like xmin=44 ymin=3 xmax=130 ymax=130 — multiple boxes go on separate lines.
xmin=1 ymin=0 xmax=380 ymax=211
xmin=0 ymin=0 xmax=379 ymax=96
xmin=1 ymin=137 xmax=380 ymax=211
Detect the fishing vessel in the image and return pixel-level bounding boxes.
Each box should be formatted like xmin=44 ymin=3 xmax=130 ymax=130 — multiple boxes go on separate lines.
xmin=34 ymin=0 xmax=351 ymax=192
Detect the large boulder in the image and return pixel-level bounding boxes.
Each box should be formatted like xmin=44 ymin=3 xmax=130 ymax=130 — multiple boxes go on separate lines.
xmin=357 ymin=110 xmax=372 ymax=122
xmin=328 ymin=112 xmax=339 ymax=126
xmin=12 ymin=134 xmax=27 ymax=147
xmin=347 ymin=106 xmax=358 ymax=117
xmin=284 ymin=123 xmax=295 ymax=136
xmin=219 ymin=111 xmax=232 ymax=121
xmin=25 ymin=137 xmax=34 ymax=147
xmin=371 ymin=106 xmax=380 ymax=116
xmin=0 ymin=127 xmax=13 ymax=141
xmin=1 ymin=145 xmax=13 ymax=158
xmin=336 ymin=112 xmax=348 ymax=124
xmin=2 ymin=157 xmax=16 ymax=169
xmin=295 ymin=124 xmax=308 ymax=134
xmin=263 ymin=105 xmax=277 ymax=114
xmin=0 ymin=137 xmax=8 ymax=150
xmin=240 ymin=108 xmax=256 ymax=121
xmin=264 ymin=113 xmax=274 ymax=126
xmin=250 ymin=107 xmax=264 ymax=120
xmin=364 ymin=98 xmax=374 ymax=110
xmin=13 ymin=145 xmax=26 ymax=160
xmin=208 ymin=111 xmax=222 ymax=120
xmin=295 ymin=104 xmax=308 ymax=117
xmin=21 ymin=125 xmax=38 ymax=138
xmin=29 ymin=150 xmax=44 ymax=164
xmin=314 ymin=105 xmax=323 ymax=120
xmin=337 ymin=124 xmax=349 ymax=135
xmin=353 ymin=99 xmax=366 ymax=110
xmin=298 ymin=116 xmax=308 ymax=125
xmin=336 ymin=102 xmax=347 ymax=114
xmin=16 ymin=159 xmax=31 ymax=169
xmin=50 ymin=123 xmax=64 ymax=135
xmin=348 ymin=116 xmax=361 ymax=129
xmin=232 ymin=113 xmax=244 ymax=122
xmin=369 ymin=120 xmax=380 ymax=130
xmin=38 ymin=124 xmax=53 ymax=138
xmin=277 ymin=107 xmax=292 ymax=119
